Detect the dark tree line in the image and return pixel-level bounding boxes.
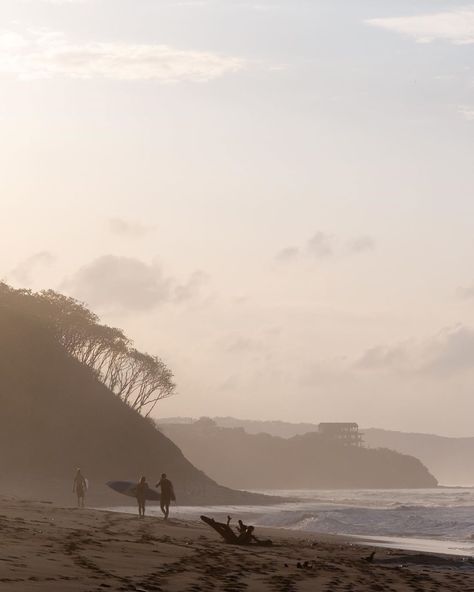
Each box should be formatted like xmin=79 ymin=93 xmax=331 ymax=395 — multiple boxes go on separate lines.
xmin=0 ymin=283 xmax=175 ymax=417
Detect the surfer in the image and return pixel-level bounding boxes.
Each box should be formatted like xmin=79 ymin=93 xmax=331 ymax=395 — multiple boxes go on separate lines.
xmin=136 ymin=476 xmax=149 ymax=518
xmin=73 ymin=468 xmax=87 ymax=508
xmin=155 ymin=473 xmax=175 ymax=520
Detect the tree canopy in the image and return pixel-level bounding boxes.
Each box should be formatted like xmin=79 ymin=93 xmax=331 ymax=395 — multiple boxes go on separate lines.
xmin=0 ymin=283 xmax=175 ymax=417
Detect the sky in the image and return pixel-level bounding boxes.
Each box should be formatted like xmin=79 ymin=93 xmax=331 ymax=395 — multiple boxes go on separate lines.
xmin=1 ymin=0 xmax=474 ymax=436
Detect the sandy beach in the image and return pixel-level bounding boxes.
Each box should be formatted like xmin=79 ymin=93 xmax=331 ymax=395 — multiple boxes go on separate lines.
xmin=1 ymin=496 xmax=474 ymax=591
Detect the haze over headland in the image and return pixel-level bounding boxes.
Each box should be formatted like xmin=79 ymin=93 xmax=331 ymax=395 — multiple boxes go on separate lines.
xmin=2 ymin=0 xmax=474 ymax=436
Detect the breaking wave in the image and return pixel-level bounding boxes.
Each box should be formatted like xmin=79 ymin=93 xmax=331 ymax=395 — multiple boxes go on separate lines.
xmin=112 ymin=488 xmax=474 ymax=552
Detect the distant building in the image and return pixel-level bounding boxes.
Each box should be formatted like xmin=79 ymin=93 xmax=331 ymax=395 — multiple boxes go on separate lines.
xmin=318 ymin=423 xmax=364 ymax=447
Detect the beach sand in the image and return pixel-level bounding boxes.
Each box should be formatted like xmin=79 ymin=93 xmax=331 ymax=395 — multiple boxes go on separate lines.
xmin=1 ymin=496 xmax=473 ymax=591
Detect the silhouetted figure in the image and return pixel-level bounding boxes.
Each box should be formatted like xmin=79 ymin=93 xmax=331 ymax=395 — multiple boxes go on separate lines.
xmin=136 ymin=476 xmax=149 ymax=518
xmin=156 ymin=473 xmax=175 ymax=520
xmin=73 ymin=468 xmax=87 ymax=508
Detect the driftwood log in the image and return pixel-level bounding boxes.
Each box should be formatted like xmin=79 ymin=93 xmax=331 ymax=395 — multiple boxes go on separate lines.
xmin=200 ymin=515 xmax=272 ymax=546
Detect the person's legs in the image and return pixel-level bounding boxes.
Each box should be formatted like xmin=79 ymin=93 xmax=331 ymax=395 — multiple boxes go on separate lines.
xmin=160 ymin=500 xmax=169 ymax=519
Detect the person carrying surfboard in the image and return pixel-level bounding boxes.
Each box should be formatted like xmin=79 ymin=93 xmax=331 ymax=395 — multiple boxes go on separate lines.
xmin=155 ymin=473 xmax=175 ymax=520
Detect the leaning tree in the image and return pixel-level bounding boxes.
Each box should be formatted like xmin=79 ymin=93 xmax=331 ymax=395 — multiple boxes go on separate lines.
xmin=0 ymin=283 xmax=176 ymax=416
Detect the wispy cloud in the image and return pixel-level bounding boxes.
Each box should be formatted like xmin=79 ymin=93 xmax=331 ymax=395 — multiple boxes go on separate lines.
xmin=457 ymin=283 xmax=474 ymax=298
xmin=307 ymin=232 xmax=334 ymax=258
xmin=275 ymin=246 xmax=300 ymax=263
xmin=174 ymin=271 xmax=209 ymax=303
xmin=459 ymin=105 xmax=474 ymax=121
xmin=275 ymin=232 xmax=375 ymax=263
xmin=357 ymin=325 xmax=474 ymax=378
xmin=367 ymin=8 xmax=474 ymax=45
xmin=0 ymin=29 xmax=245 ymax=82
xmin=20 ymin=0 xmax=90 ymax=3
xmin=108 ymin=218 xmax=156 ymax=239
xmin=38 ymin=0 xmax=90 ymax=4
xmin=9 ymin=251 xmax=56 ymax=285
xmin=222 ymin=335 xmax=263 ymax=355
xmin=62 ymin=255 xmax=209 ymax=312
xmin=347 ymin=235 xmax=376 ymax=254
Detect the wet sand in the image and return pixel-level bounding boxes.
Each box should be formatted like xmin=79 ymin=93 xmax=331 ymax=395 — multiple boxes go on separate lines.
xmin=1 ymin=496 xmax=474 ymax=591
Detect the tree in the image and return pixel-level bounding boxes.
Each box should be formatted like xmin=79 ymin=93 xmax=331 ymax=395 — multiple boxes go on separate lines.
xmin=0 ymin=283 xmax=176 ymax=416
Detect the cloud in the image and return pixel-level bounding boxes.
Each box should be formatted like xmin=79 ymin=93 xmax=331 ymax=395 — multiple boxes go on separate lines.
xmin=458 ymin=284 xmax=474 ymax=299
xmin=63 ymin=255 xmax=207 ymax=312
xmin=37 ymin=0 xmax=89 ymax=3
xmin=275 ymin=246 xmax=300 ymax=263
xmin=108 ymin=218 xmax=155 ymax=239
xmin=174 ymin=271 xmax=209 ymax=303
xmin=459 ymin=105 xmax=474 ymax=121
xmin=306 ymin=232 xmax=334 ymax=258
xmin=9 ymin=251 xmax=56 ymax=284
xmin=223 ymin=335 xmax=262 ymax=354
xmin=367 ymin=9 xmax=474 ymax=45
xmin=347 ymin=235 xmax=376 ymax=253
xmin=423 ymin=326 xmax=474 ymax=377
xmin=357 ymin=344 xmax=411 ymax=372
xmin=357 ymin=325 xmax=474 ymax=378
xmin=0 ymin=29 xmax=245 ymax=82
xmin=19 ymin=0 xmax=89 ymax=3
xmin=276 ymin=231 xmax=375 ymax=263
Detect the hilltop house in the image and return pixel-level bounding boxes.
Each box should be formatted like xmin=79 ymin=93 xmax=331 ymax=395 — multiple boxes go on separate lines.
xmin=318 ymin=423 xmax=364 ymax=447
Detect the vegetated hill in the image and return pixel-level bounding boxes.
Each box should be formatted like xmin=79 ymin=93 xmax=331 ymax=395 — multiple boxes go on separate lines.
xmin=162 ymin=417 xmax=474 ymax=487
xmin=160 ymin=416 xmax=319 ymax=438
xmin=0 ymin=292 xmax=272 ymax=507
xmin=363 ymin=429 xmax=474 ymax=487
xmin=159 ymin=419 xmax=438 ymax=489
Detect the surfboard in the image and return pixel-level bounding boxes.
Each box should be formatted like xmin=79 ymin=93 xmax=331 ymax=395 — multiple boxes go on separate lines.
xmin=106 ymin=480 xmax=161 ymax=501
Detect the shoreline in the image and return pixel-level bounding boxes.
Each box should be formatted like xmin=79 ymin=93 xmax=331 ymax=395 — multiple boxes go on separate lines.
xmin=350 ymin=534 xmax=474 ymax=558
xmin=104 ymin=498 xmax=474 ymax=559
xmin=2 ymin=496 xmax=474 ymax=591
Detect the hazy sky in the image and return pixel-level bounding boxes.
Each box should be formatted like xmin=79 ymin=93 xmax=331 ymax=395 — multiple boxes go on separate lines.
xmin=2 ymin=0 xmax=474 ymax=436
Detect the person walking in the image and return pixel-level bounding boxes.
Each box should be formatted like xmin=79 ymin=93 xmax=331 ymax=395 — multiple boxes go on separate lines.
xmin=136 ymin=476 xmax=149 ymax=518
xmin=155 ymin=473 xmax=175 ymax=520
xmin=73 ymin=468 xmax=87 ymax=508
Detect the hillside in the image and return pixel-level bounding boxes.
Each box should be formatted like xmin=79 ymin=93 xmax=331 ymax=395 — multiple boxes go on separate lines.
xmin=231 ymin=418 xmax=474 ymax=486
xmin=0 ymin=289 xmax=272 ymax=506
xmin=363 ymin=429 xmax=474 ymax=487
xmin=163 ymin=417 xmax=474 ymax=486
xmin=160 ymin=416 xmax=319 ymax=438
xmin=159 ymin=419 xmax=437 ymax=489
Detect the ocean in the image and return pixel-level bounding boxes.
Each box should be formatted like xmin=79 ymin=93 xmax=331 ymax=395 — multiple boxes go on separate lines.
xmin=110 ymin=488 xmax=474 ymax=557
